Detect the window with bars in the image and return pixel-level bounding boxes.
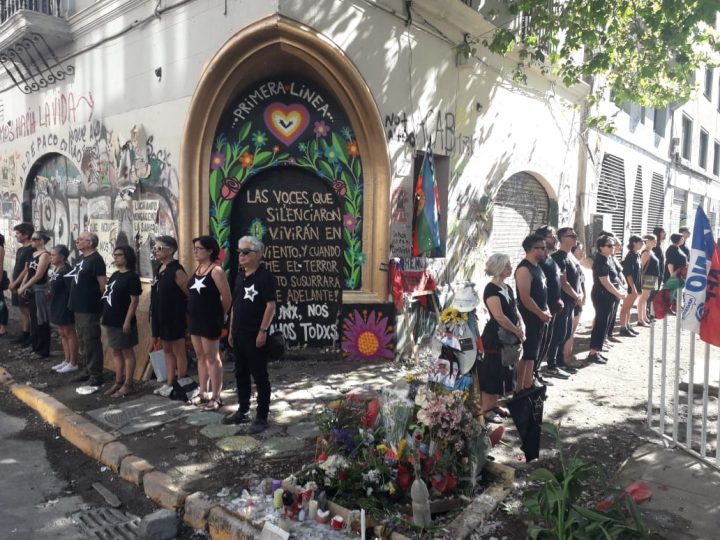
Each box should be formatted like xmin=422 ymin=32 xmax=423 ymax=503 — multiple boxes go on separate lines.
xmin=597 ymin=153 xmax=626 ymax=248
xmin=631 ymin=166 xmax=644 ymax=234
xmin=705 ymin=67 xmax=714 ymax=100
xmin=647 ymin=173 xmax=665 ymax=234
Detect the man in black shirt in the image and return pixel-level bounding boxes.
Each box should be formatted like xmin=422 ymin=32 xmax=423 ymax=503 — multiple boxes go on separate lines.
xmin=223 ymin=236 xmax=277 ymax=433
xmin=8 ymin=222 xmax=35 ymax=346
xmin=679 ymin=226 xmax=690 ymax=260
xmin=547 ymin=228 xmax=582 ymax=377
xmin=68 ymin=231 xmax=107 ymax=386
xmin=535 ymin=226 xmax=564 ymax=384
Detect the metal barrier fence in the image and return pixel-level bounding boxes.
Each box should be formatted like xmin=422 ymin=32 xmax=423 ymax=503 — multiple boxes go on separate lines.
xmin=647 ymin=298 xmax=720 ymax=470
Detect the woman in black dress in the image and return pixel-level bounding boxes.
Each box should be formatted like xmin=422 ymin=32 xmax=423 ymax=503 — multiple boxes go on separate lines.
xmin=187 ymin=236 xmax=232 ymax=410
xmin=48 ymin=245 xmax=79 ymax=373
xmin=588 ymin=236 xmax=626 ymax=363
xmin=150 ymin=236 xmax=189 ymax=397
xmin=479 ymin=253 xmax=525 ymax=423
xmin=637 ymin=234 xmax=659 ymax=326
xmin=619 ymin=235 xmax=643 ymax=336
xmin=102 ymin=246 xmax=142 ymax=397
xmin=18 ymin=232 xmax=51 ymax=357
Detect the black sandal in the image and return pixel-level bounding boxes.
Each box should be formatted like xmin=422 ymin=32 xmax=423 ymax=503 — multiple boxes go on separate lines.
xmin=203 ymin=398 xmax=223 ymax=411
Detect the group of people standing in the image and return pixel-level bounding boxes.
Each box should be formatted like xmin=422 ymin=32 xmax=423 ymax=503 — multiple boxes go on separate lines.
xmin=1 ymin=223 xmax=277 ymax=434
xmin=475 ymin=224 xmax=688 ymax=424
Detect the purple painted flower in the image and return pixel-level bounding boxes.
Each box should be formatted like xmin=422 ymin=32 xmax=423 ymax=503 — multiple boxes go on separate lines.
xmin=341 ymin=309 xmax=395 ymax=362
xmin=210 ymin=151 xmax=225 ymax=170
xmin=313 ymin=120 xmax=330 ymax=138
xmin=343 ymin=214 xmax=357 ymax=232
xmin=332 ymin=180 xmax=347 ymax=197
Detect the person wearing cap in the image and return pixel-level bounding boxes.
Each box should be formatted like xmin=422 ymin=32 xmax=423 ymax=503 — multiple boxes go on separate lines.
xmin=515 ymin=234 xmax=551 ymax=392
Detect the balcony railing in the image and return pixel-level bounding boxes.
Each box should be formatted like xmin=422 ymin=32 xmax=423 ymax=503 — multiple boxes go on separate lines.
xmin=1 ymin=1 xmax=64 ymax=25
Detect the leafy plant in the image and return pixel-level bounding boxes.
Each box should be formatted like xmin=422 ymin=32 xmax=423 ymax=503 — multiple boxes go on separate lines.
xmin=525 ymin=424 xmax=649 ymax=540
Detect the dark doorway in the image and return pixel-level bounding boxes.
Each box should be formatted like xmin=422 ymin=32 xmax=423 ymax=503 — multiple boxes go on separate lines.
xmin=230 ymin=167 xmax=344 ymax=349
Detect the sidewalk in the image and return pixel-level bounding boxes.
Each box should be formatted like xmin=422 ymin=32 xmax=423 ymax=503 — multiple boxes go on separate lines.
xmin=1 ymin=303 xmax=719 ymax=538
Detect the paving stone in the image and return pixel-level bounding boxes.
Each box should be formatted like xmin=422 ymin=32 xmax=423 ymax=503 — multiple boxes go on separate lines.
xmin=273 ymin=409 xmax=308 ymax=425
xmin=119 ymin=455 xmax=155 ymax=485
xmin=73 ymin=507 xmax=140 ymax=538
xmin=200 ymin=423 xmax=241 ymax=439
xmin=143 ymin=471 xmax=188 ymax=509
xmin=99 ymin=441 xmax=133 ymax=473
xmin=86 ymin=395 xmax=195 ymax=435
xmin=261 ymin=437 xmax=306 ymax=458
xmin=138 ymin=508 xmax=178 ymax=540
xmin=216 ymin=435 xmax=260 ymax=453
xmin=207 ymin=506 xmax=258 ymax=540
xmin=186 ymin=411 xmax=225 ymax=426
xmin=268 ymin=400 xmax=291 ymax=412
xmin=285 ymin=421 xmax=319 ymax=439
xmin=183 ymin=491 xmax=216 ymax=530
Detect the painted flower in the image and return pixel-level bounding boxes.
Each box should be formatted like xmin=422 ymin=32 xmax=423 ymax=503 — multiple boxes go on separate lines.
xmin=210 ymin=151 xmax=225 ymax=171
xmin=217 ymin=249 xmax=227 ymax=265
xmin=249 ymin=218 xmax=267 ymax=240
xmin=341 ymin=126 xmax=354 ymax=141
xmin=272 ymin=145 xmax=281 ymax=154
xmin=251 ymin=130 xmax=268 ymax=147
xmin=220 ymin=177 xmax=240 ymax=200
xmin=240 ymin=152 xmax=254 ymax=168
xmin=298 ymin=142 xmax=307 ymax=152
xmin=341 ymin=309 xmax=394 ymax=361
xmin=595 ymin=496 xmax=614 ymax=512
xmin=324 ymin=146 xmax=339 ymax=164
xmin=343 ymin=213 xmax=357 ymax=232
xmin=346 ymin=140 xmax=360 ymax=158
xmin=288 ymin=157 xmax=296 ymax=164
xmin=314 ymin=120 xmax=330 ymax=138
xmin=332 ymin=180 xmax=347 ymax=197
xmin=355 ymin=252 xmax=367 ymax=265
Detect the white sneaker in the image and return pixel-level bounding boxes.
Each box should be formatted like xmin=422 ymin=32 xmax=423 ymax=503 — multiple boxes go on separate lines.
xmin=154 ymin=384 xmax=172 ymax=396
xmin=57 ymin=363 xmax=79 ymax=373
xmin=52 ymin=361 xmax=68 ymax=371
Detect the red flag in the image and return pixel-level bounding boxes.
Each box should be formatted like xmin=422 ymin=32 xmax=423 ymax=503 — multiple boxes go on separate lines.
xmin=700 ymin=243 xmax=720 ymax=346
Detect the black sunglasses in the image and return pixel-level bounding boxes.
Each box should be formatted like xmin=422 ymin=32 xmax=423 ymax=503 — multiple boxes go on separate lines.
xmin=237 ymin=248 xmax=257 ymax=255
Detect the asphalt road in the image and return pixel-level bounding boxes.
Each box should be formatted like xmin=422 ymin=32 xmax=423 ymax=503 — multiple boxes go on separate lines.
xmin=0 ymin=406 xmax=87 ymax=539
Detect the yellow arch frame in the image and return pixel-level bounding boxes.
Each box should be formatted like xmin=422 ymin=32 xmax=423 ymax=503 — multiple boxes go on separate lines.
xmin=179 ymin=14 xmax=390 ymax=303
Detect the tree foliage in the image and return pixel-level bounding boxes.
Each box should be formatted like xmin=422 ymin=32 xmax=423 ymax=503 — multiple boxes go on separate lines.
xmin=483 ymin=0 xmax=720 ymax=109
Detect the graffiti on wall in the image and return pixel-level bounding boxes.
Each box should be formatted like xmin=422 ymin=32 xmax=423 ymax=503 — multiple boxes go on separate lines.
xmin=22 ymin=121 xmax=178 ymax=278
xmin=384 ymin=110 xmax=477 ymax=156
xmin=0 ymin=90 xmax=95 ymax=144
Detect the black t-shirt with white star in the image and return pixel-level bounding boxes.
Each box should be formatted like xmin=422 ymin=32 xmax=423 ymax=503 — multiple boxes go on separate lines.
xmin=231 ymin=264 xmax=277 ymax=334
xmin=13 ymin=245 xmax=33 ymax=280
xmin=101 ymin=270 xmax=142 ymax=327
xmin=67 ymin=251 xmax=107 ymax=314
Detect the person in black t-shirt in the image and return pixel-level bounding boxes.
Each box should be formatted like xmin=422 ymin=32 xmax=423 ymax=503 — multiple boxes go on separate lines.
xmin=652 ymin=227 xmax=666 ymax=286
xmin=515 ymin=233 xmax=551 ymax=392
xmin=563 ymin=242 xmax=587 ymax=363
xmin=48 ymin=245 xmax=79 ymax=374
xmin=664 ymin=233 xmax=688 ymax=283
xmin=534 ymin=226 xmax=564 ymax=384
xmin=679 ymin=226 xmax=691 ymax=260
xmin=19 ymin=232 xmax=52 ymax=357
xmin=8 ymin=222 xmax=35 ymax=345
xmin=619 ymin=235 xmax=643 ymax=336
xmin=223 ymin=236 xmax=276 ymax=433
xmin=102 ymin=246 xmax=142 ymax=398
xmin=68 ymin=231 xmax=108 ymax=387
xmin=0 ymin=233 xmax=7 ymax=336
xmin=637 ymin=234 xmax=660 ymax=326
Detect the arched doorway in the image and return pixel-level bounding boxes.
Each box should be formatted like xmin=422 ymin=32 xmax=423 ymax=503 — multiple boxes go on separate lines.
xmin=230 ymin=168 xmax=344 ymax=347
xmin=487 ymin=172 xmax=551 ymax=269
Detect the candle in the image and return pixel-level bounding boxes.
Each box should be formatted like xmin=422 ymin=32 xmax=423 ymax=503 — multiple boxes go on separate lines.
xmin=273 ymin=488 xmax=283 ymax=509
xmin=360 ymin=508 xmax=366 ymax=538
xmin=316 ymin=508 xmax=330 ymax=524
xmin=308 ymin=500 xmax=318 ymax=519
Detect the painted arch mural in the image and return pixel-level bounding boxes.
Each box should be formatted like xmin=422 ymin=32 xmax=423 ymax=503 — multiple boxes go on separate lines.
xmin=209 ymin=76 xmax=368 ymax=349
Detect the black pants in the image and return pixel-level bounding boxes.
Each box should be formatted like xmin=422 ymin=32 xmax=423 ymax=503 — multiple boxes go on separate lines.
xmin=547 ymin=302 xmax=574 ymax=368
xmin=606 ymin=299 xmax=619 ymax=337
xmin=591 ymin=291 xmax=615 ymax=350
xmin=233 ymin=331 xmax=271 ymax=421
xmin=76 ymin=312 xmax=103 ymax=378
xmin=0 ymin=293 xmax=8 ymax=325
xmin=28 ymin=292 xmax=38 ymax=349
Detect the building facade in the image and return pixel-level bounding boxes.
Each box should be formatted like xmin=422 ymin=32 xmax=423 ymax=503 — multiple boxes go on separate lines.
xmin=0 ymin=0 xmax=586 ymax=357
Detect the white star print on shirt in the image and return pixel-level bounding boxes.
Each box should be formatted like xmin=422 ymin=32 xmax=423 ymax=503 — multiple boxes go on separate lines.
xmin=244 ymin=284 xmax=258 ymax=302
xmin=189 ymin=276 xmax=207 ymax=294
xmin=64 ymin=260 xmax=84 ymax=284
xmin=102 ymin=281 xmax=115 ymax=306
xmin=48 ymin=270 xmax=59 ymax=282
xmin=28 ymin=259 xmax=38 ymax=271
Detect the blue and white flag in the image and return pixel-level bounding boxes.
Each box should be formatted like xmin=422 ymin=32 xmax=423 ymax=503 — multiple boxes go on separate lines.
xmin=681 ymin=208 xmax=717 ymax=333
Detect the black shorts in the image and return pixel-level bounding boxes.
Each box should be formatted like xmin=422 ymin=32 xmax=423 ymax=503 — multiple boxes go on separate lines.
xmin=477 ymin=351 xmax=513 ymax=396
xmin=11 ymin=291 xmax=30 ymax=308
xmin=521 ymin=315 xmax=546 ymax=360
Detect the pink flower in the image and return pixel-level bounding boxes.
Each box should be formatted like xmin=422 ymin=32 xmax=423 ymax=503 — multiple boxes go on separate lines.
xmin=595 ymin=496 xmax=614 ymax=512
xmin=313 ymin=121 xmax=330 ymax=138
xmin=210 ymin=151 xmax=225 ymax=170
xmin=343 ymin=214 xmax=357 ymax=232
xmin=332 ymin=180 xmax=347 ymax=197
xmin=625 ymin=482 xmax=652 ymax=504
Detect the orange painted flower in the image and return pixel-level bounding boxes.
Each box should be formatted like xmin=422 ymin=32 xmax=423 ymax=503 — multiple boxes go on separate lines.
xmin=240 ymin=152 xmax=254 ymax=168
xmin=272 ymin=145 xmax=281 ymax=154
xmin=346 ymin=140 xmax=359 ymax=158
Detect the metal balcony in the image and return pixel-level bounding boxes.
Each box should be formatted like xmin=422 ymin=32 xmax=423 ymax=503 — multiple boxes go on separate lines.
xmin=0 ymin=1 xmax=72 ymax=93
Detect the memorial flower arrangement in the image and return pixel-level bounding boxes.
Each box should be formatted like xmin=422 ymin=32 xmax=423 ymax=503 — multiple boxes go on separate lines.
xmin=296 ymin=381 xmax=489 ymax=516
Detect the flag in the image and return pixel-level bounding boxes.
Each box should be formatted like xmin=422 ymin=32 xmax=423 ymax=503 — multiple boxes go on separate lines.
xmin=412 ymin=149 xmax=441 ymax=257
xmin=700 ymin=242 xmax=720 ymax=346
xmin=680 ymin=208 xmax=716 ymax=333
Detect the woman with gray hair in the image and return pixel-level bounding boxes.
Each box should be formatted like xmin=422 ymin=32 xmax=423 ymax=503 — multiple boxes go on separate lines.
xmin=222 ymin=235 xmax=277 ymax=434
xmin=478 ymin=253 xmax=525 ymax=423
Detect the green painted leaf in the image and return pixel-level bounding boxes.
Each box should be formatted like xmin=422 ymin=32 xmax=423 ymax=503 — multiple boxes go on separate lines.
xmin=331 ymin=133 xmax=349 ymax=166
xmin=319 ymin=160 xmax=334 ymax=179
xmin=238 ymin=122 xmax=252 ymax=143
xmin=209 ymin=170 xmax=221 ymax=202
xmin=254 ymin=151 xmax=272 ymax=166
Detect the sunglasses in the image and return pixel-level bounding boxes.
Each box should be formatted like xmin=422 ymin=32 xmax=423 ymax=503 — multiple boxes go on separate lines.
xmin=237 ymin=248 xmax=257 ymax=255
xmin=30 ymin=237 xmax=42 ymax=241
xmin=152 ymin=245 xmax=169 ymax=252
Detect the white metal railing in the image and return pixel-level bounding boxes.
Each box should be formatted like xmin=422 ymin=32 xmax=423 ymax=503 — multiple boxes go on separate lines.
xmin=1 ymin=0 xmax=64 ymax=24
xmin=647 ymin=293 xmax=720 ymax=470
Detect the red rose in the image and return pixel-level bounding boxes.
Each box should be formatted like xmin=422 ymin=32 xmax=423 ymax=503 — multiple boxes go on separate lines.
xmin=595 ymin=496 xmax=614 ymax=512
xmin=362 ymin=399 xmax=380 ymax=428
xmin=625 ymin=482 xmax=652 ymax=504
xmin=332 ymin=180 xmax=347 ymax=197
xmin=315 ymin=452 xmax=328 ymax=463
xmin=397 ymin=464 xmax=413 ymax=490
xmin=338 ymin=470 xmax=347 ymax=481
xmin=220 ymin=177 xmax=240 ymax=200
